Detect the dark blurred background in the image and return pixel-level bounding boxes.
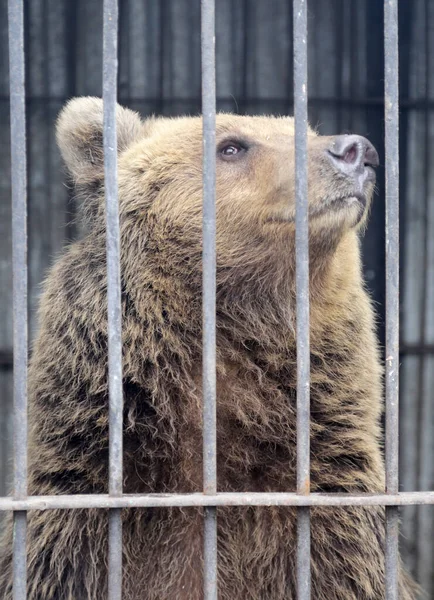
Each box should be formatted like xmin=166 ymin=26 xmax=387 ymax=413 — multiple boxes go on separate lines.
xmin=0 ymin=0 xmax=433 ymax=595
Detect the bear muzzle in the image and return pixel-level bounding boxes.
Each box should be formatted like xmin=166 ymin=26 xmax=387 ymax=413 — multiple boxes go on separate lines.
xmin=327 ymin=134 xmax=379 ymax=192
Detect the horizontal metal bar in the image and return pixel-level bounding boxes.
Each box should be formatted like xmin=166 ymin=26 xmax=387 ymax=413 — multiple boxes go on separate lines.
xmin=1 ymin=492 xmax=434 ymax=511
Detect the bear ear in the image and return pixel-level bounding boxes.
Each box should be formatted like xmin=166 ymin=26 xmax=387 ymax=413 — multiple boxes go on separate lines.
xmin=56 ymin=96 xmax=144 ymax=186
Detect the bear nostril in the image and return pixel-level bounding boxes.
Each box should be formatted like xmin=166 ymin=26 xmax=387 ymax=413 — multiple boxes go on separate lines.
xmin=328 ymin=135 xmax=379 ymax=175
xmin=343 ymin=144 xmax=358 ymax=165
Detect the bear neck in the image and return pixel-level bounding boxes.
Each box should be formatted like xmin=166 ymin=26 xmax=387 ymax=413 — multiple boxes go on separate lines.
xmin=122 ymin=219 xmax=364 ymax=353
xmin=217 ymin=230 xmax=364 ymax=346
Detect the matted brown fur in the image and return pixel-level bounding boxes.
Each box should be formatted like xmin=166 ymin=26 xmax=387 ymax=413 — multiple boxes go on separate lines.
xmin=0 ymin=98 xmax=418 ymax=599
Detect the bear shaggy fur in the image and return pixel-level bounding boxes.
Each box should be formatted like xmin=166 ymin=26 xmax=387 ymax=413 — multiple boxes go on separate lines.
xmin=0 ymin=98 xmax=417 ymax=599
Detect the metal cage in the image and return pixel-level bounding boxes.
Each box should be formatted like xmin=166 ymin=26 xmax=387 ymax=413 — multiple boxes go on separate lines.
xmin=3 ymin=0 xmax=434 ymax=598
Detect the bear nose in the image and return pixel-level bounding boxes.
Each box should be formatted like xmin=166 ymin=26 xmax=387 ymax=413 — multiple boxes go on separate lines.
xmin=327 ymin=135 xmax=379 ymax=176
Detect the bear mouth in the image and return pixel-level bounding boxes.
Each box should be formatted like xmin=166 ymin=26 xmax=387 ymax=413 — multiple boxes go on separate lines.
xmin=313 ymin=192 xmax=367 ymax=217
xmin=266 ymin=193 xmax=367 ymax=225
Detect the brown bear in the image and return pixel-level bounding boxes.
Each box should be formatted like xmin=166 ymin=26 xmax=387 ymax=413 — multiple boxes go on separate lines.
xmin=0 ymin=97 xmax=417 ymax=599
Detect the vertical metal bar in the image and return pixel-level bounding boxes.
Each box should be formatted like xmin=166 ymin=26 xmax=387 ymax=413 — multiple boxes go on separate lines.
xmin=415 ymin=0 xmax=431 ymax=584
xmin=384 ymin=0 xmax=399 ymax=598
xmin=201 ymin=0 xmax=217 ymax=599
xmin=103 ymin=1 xmax=123 ymax=598
xmin=293 ymin=0 xmax=311 ymax=599
xmin=8 ymin=1 xmax=28 ymax=599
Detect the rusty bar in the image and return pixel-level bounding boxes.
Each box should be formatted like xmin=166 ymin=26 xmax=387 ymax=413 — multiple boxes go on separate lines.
xmin=103 ymin=0 xmax=123 ymax=598
xmin=8 ymin=0 xmax=28 ymax=598
xmin=293 ymin=0 xmax=311 ymax=598
xmin=384 ymin=0 xmax=400 ymax=598
xmin=201 ymin=0 xmax=217 ymax=598
xmin=0 ymin=492 xmax=434 ymax=511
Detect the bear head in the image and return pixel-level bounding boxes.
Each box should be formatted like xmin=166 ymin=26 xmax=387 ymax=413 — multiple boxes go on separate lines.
xmin=56 ymin=97 xmax=378 ymax=310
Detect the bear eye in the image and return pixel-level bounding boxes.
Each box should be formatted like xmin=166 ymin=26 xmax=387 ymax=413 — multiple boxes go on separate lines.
xmin=218 ymin=141 xmax=248 ymax=159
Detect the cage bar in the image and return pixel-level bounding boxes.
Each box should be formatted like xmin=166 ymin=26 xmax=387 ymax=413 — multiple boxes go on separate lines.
xmin=103 ymin=0 xmax=123 ymax=598
xmin=4 ymin=1 xmax=427 ymax=598
xmin=384 ymin=0 xmax=400 ymax=598
xmin=0 ymin=491 xmax=434 ymax=512
xmin=8 ymin=1 xmax=28 ymax=599
xmin=201 ymin=0 xmax=217 ymax=598
xmin=293 ymin=0 xmax=311 ymax=598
